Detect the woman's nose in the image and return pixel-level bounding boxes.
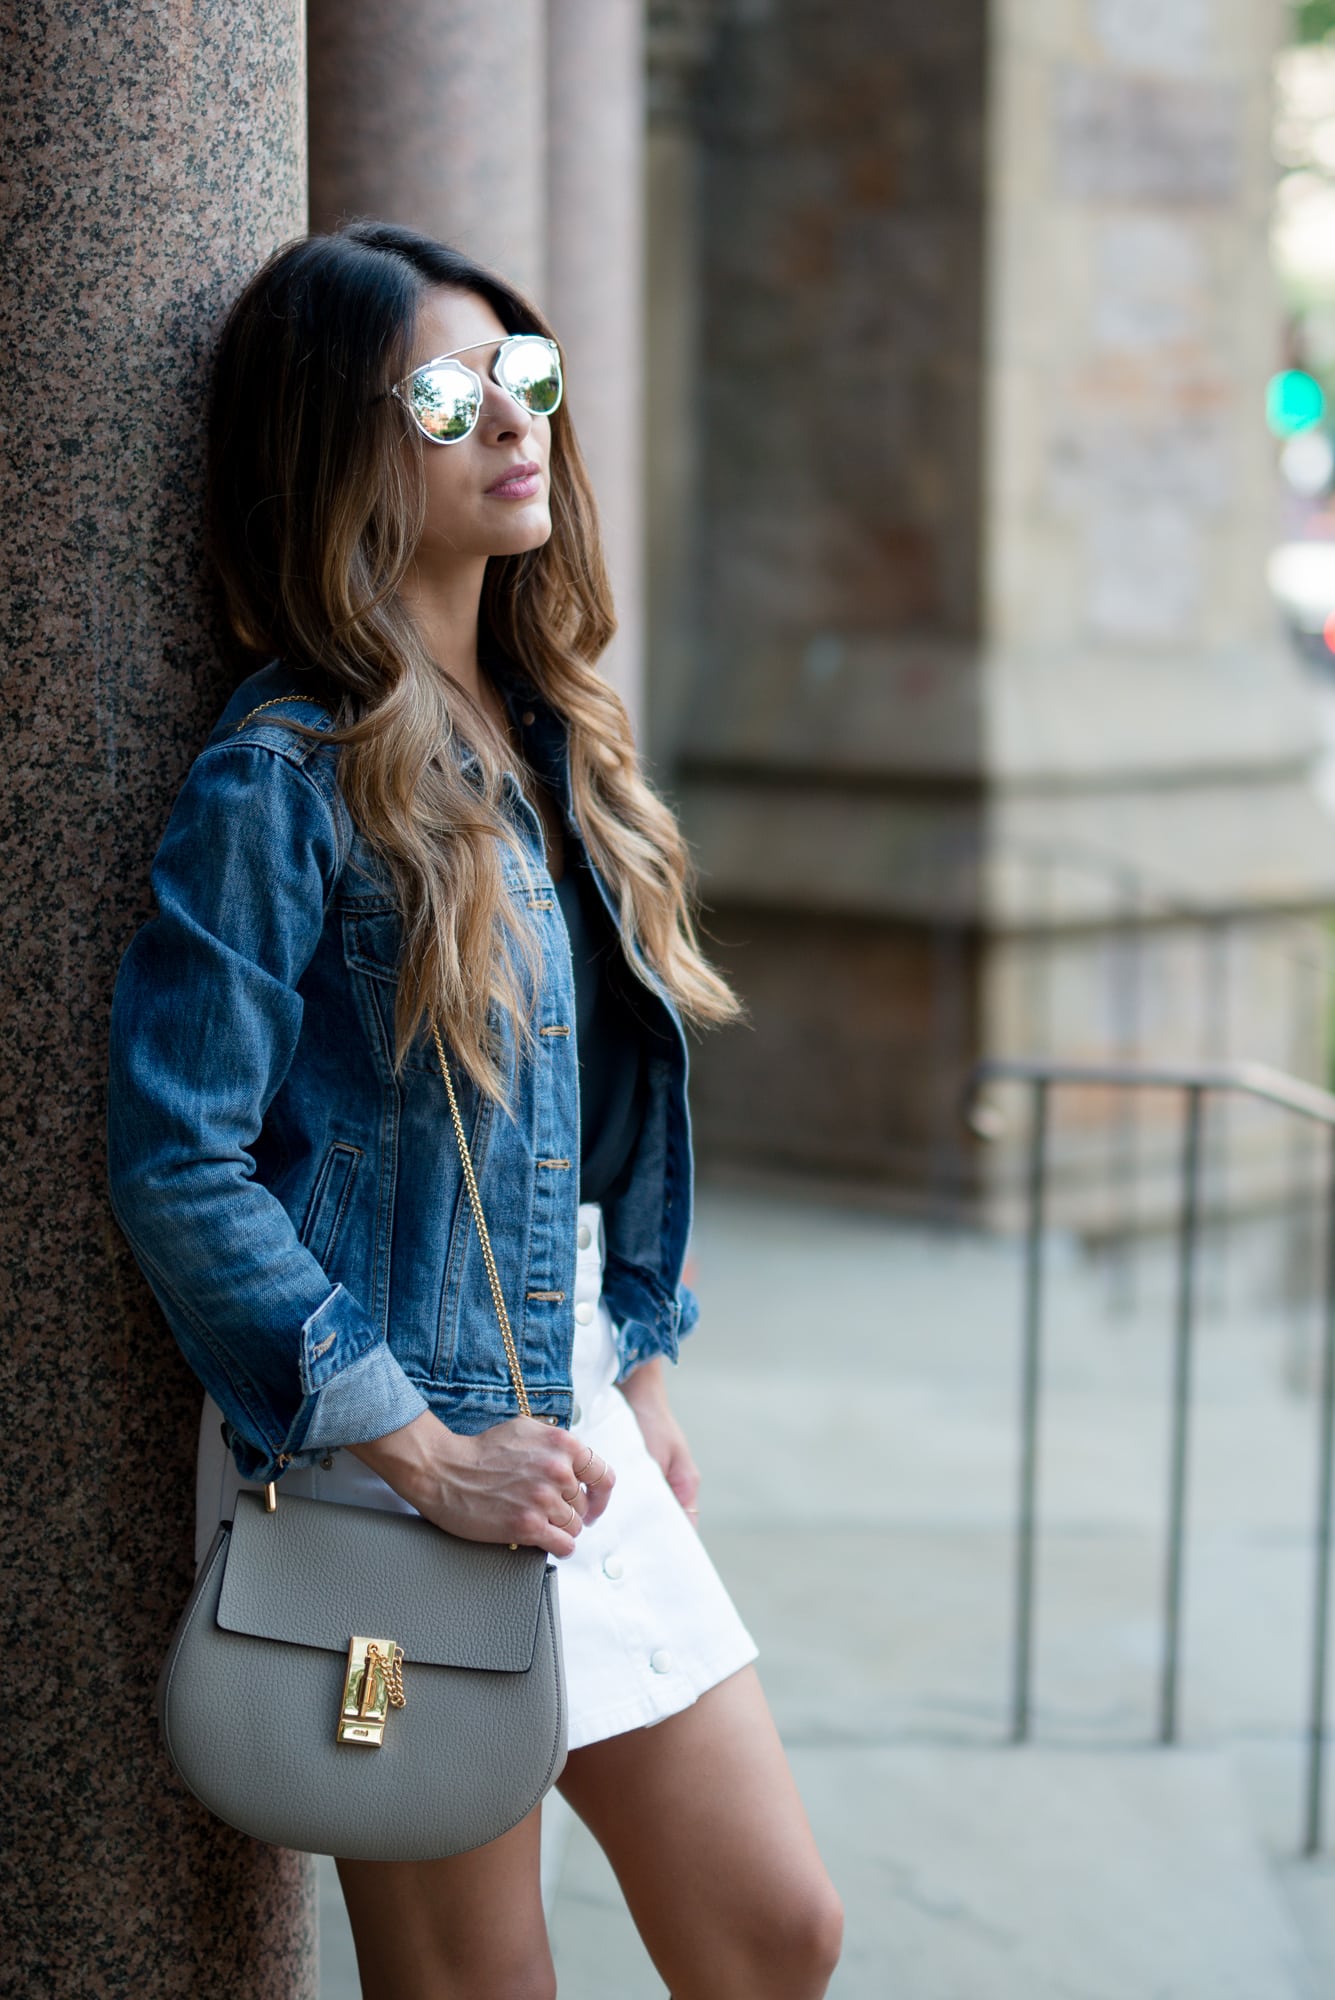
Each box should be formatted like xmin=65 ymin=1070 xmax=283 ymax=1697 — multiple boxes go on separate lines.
xmin=479 ymin=379 xmax=533 ymax=441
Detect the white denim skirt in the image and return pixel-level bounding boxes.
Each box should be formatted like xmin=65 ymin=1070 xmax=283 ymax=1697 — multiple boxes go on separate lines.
xmin=195 ymin=1199 xmax=759 ymax=1751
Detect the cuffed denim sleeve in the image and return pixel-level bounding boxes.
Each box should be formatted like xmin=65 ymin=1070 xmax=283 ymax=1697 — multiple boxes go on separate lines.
xmin=612 ymin=1277 xmax=701 ymax=1384
xmin=106 ymin=739 xmax=429 ymax=1481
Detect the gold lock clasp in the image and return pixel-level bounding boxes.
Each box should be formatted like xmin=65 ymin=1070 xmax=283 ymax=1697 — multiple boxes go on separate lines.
xmin=337 ymin=1635 xmax=406 ymax=1747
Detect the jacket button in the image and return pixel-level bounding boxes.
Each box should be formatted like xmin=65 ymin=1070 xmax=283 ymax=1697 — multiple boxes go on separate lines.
xmin=574 ymin=1300 xmax=594 ymax=1325
xmin=521 ymin=709 xmax=536 ymax=726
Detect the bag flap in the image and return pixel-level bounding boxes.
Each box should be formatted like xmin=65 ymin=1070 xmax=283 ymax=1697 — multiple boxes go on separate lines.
xmin=217 ymin=1491 xmax=550 ymax=1672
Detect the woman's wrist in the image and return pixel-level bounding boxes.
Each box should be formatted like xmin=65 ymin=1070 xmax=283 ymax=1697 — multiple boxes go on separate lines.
xmin=620 ymin=1355 xmax=669 ymax=1408
xmin=346 ymin=1408 xmax=467 ymax=1506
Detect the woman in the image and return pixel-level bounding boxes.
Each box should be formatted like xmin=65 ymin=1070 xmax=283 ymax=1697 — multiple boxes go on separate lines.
xmin=107 ymin=220 xmax=843 ymax=1998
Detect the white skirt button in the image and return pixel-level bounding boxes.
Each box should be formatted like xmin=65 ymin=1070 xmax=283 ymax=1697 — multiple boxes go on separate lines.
xmin=574 ymin=1300 xmax=595 ymax=1324
xmin=602 ymin=1554 xmax=624 ymax=1580
xmin=577 ymin=1222 xmax=592 ymax=1249
xmin=570 ymin=1402 xmax=582 ymax=1425
xmin=649 ymin=1649 xmax=673 ymax=1675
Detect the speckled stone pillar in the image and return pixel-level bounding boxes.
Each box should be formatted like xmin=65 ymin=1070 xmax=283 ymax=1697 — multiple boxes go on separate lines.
xmin=645 ymin=1 xmax=715 ymax=767
xmin=545 ymin=0 xmax=647 ymax=726
xmin=308 ymin=0 xmax=548 ymax=302
xmin=1 ymin=6 xmax=316 ymax=1996
xmin=308 ymin=0 xmax=647 ymax=725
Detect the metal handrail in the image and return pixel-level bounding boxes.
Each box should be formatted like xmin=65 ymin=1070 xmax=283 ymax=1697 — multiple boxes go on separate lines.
xmin=916 ymin=829 xmax=1332 ymax=1248
xmin=964 ymin=1055 xmax=1335 ymax=1858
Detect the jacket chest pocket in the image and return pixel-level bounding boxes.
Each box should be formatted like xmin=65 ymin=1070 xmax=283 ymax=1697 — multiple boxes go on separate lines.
xmin=342 ymin=906 xmax=440 ymax=1075
xmin=342 ymin=864 xmax=558 ymax=1079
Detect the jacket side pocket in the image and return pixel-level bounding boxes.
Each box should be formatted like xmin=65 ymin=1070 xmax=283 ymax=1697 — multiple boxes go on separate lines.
xmin=299 ymin=1141 xmax=363 ymax=1269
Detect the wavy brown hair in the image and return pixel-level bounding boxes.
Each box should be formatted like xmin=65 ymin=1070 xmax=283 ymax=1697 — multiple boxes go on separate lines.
xmin=205 ymin=220 xmax=743 ymax=1106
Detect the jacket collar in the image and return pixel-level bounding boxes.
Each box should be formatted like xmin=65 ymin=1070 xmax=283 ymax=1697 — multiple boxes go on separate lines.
xmin=457 ymin=658 xmax=569 ymax=819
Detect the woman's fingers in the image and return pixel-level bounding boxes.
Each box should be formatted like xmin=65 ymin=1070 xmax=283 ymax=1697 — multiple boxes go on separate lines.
xmin=545 ymin=1488 xmax=584 ymax=1559
xmin=550 ymin=1439 xmax=615 ymax=1539
xmin=496 ymin=1423 xmax=616 ymax=1556
xmin=409 ymin=1416 xmax=617 ymax=1557
xmin=570 ymin=1439 xmax=616 ymax=1525
xmin=573 ymin=1443 xmax=606 ymax=1485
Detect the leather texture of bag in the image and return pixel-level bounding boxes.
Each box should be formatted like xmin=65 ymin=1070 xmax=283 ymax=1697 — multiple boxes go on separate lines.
xmin=155 ymin=952 xmax=572 ymax=1861
xmin=158 ymin=1490 xmax=566 ymax=1859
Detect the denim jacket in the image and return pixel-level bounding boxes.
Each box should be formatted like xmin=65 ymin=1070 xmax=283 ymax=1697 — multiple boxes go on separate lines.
xmin=106 ymin=658 xmax=701 ymax=1484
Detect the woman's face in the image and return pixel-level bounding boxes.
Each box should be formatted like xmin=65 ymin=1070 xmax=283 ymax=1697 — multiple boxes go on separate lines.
xmin=400 ymin=286 xmax=555 ymax=567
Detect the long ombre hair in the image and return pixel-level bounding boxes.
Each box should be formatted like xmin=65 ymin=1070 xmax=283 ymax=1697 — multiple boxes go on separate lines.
xmin=205 ymin=220 xmax=743 ymax=1107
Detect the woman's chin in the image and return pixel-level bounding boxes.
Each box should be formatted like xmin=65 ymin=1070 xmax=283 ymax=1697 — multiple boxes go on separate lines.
xmin=493 ymin=512 xmax=554 ymax=556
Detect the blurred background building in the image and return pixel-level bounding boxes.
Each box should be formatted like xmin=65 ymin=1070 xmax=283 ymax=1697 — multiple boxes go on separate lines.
xmin=651 ymin=2 xmax=1335 ymax=1233
xmin=10 ymin=1 xmax=1335 ymax=1994
xmin=303 ymin=0 xmax=1335 ymax=1231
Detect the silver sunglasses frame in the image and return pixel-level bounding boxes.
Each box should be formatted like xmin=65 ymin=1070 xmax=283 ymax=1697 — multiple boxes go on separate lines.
xmin=390 ymin=334 xmax=563 ymax=444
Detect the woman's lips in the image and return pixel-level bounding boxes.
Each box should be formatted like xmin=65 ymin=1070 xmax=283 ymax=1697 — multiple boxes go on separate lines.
xmin=486 ymin=464 xmax=542 ymax=499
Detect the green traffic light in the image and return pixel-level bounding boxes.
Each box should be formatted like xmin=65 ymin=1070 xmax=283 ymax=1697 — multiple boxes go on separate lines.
xmin=1267 ymin=369 xmax=1326 ymax=437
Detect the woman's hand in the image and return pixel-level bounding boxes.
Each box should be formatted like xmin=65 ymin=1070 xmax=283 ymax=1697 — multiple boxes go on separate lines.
xmin=346 ymin=1410 xmax=615 ymax=1559
xmin=619 ymin=1358 xmax=701 ymax=1530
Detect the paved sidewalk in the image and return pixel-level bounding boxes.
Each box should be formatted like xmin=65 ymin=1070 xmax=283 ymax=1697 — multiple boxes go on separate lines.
xmin=323 ymin=1179 xmax=1335 ymax=1996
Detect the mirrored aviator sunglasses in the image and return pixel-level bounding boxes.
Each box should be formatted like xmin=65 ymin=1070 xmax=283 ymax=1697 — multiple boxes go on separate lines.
xmin=392 ymin=333 xmax=563 ymax=444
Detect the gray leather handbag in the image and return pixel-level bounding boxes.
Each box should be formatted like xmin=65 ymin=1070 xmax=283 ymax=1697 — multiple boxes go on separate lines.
xmin=156 ymin=1023 xmax=568 ymax=1860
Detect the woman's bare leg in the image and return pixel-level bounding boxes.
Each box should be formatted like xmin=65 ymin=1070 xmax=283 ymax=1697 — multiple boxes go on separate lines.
xmin=335 ymin=1802 xmax=554 ymax=2000
xmin=555 ymin=1664 xmax=843 ymax=2000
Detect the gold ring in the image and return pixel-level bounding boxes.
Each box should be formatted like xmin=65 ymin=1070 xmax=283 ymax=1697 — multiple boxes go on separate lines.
xmin=685 ymin=1504 xmax=700 ymax=1514
xmin=574 ymin=1446 xmax=597 ymax=1479
xmin=562 ymin=1502 xmax=579 ymax=1530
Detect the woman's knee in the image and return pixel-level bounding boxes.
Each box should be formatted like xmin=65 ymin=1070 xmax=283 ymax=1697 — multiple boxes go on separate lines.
xmin=807 ymin=1876 xmax=846 ymax=1982
xmin=465 ymin=1964 xmax=556 ymax=2000
xmin=792 ymin=1873 xmax=845 ymax=1987
xmin=379 ymin=1940 xmax=555 ymax=2000
xmin=745 ymin=1868 xmax=845 ymax=1996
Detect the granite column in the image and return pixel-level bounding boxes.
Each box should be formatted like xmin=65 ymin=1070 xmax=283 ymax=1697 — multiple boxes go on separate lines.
xmin=1 ymin=3 xmax=315 ymax=1991
xmin=645 ymin=1 xmax=714 ymax=765
xmin=308 ymin=0 xmax=548 ymax=304
xmin=308 ymin=0 xmax=648 ymax=723
xmin=545 ymin=0 xmax=648 ymax=722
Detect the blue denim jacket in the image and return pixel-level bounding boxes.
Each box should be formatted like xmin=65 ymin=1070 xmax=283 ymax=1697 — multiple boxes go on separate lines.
xmin=106 ymin=658 xmax=700 ymax=1483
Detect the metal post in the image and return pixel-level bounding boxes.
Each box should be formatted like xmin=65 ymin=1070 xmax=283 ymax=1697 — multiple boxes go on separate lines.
xmin=1201 ymin=920 xmax=1230 ymax=1317
xmin=1012 ymin=1077 xmax=1049 ymax=1742
xmin=1160 ymin=1084 xmax=1203 ymax=1743
xmin=931 ymin=912 xmax=968 ymax=1230
xmin=1285 ymin=934 xmax=1325 ymax=1366
xmin=1022 ymin=852 xmax=1056 ymax=1064
xmin=1108 ymin=874 xmax=1145 ymax=1320
xmin=929 ymin=827 xmax=972 ymax=1231
xmin=1303 ymin=1122 xmax=1335 ymax=1854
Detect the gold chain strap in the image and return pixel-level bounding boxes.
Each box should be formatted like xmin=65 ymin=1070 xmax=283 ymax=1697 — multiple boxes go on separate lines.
xmin=230 ymin=694 xmax=333 ymax=732
xmin=430 ymin=1022 xmax=533 ymax=1420
xmin=364 ymin=1640 xmax=406 ymax=1710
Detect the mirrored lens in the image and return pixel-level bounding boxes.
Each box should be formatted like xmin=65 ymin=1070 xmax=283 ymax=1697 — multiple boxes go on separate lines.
xmin=496 ymin=337 xmax=562 ymax=416
xmin=405 ymin=361 xmax=481 ymax=441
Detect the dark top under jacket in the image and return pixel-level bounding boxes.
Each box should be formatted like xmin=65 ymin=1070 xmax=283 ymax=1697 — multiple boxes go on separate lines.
xmin=551 ymin=847 xmax=653 ymax=1206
